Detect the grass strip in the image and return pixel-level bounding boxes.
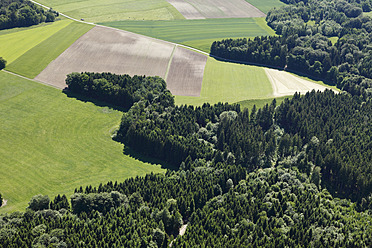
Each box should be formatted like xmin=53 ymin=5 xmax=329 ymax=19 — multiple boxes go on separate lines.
xmin=6 ymin=22 xmax=93 ymax=79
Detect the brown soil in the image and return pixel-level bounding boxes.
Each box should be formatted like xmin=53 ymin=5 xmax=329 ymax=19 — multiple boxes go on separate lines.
xmin=35 ymin=26 xmax=207 ymax=97
xmin=166 ymin=0 xmax=265 ymax=19
xmin=166 ymin=46 xmax=207 ymax=96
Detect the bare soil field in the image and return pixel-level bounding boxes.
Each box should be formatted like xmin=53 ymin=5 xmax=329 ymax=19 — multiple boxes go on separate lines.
xmin=166 ymin=0 xmax=265 ymax=19
xmin=166 ymin=46 xmax=207 ymax=96
xmin=264 ymin=68 xmax=334 ymax=97
xmin=166 ymin=0 xmax=205 ymax=19
xmin=35 ymin=26 xmax=206 ymax=96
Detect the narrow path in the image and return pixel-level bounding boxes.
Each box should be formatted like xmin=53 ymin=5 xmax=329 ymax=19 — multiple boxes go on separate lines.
xmin=179 ymin=224 xmax=188 ymax=236
xmin=3 ymin=70 xmax=62 ymax=89
xmin=169 ymin=224 xmax=188 ymax=247
xmin=165 ymin=45 xmax=178 ymax=81
xmin=30 ymin=0 xmax=209 ymax=57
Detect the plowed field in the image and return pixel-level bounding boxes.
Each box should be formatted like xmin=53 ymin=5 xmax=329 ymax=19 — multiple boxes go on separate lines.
xmin=35 ymin=26 xmax=207 ymax=96
xmin=166 ymin=0 xmax=265 ymax=19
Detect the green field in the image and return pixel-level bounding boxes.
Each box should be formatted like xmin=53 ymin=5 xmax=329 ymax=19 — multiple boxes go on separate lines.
xmin=101 ymin=18 xmax=275 ymax=53
xmin=37 ymin=0 xmax=184 ymax=22
xmin=237 ymin=95 xmax=290 ymax=111
xmin=245 ymin=0 xmax=285 ymax=14
xmin=0 ymin=71 xmax=164 ymax=213
xmin=6 ymin=22 xmax=92 ymax=78
xmin=175 ymin=58 xmax=273 ymax=106
xmin=0 ymin=19 xmax=72 ymax=64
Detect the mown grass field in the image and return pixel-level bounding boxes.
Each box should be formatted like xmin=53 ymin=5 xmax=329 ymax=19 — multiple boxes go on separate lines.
xmin=237 ymin=95 xmax=290 ymax=111
xmin=37 ymin=0 xmax=184 ymax=22
xmin=175 ymin=58 xmax=273 ymax=106
xmin=6 ymin=22 xmax=93 ymax=78
xmin=101 ymin=18 xmax=275 ymax=53
xmin=245 ymin=0 xmax=285 ymax=14
xmin=0 ymin=19 xmax=72 ymax=64
xmin=0 ymin=71 xmax=164 ymax=213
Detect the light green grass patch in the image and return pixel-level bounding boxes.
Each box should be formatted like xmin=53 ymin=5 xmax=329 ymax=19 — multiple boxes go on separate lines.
xmin=254 ymin=17 xmax=276 ymax=36
xmin=245 ymin=0 xmax=285 ymax=14
xmin=0 ymin=19 xmax=72 ymax=64
xmin=328 ymin=36 xmax=338 ymax=45
xmin=306 ymin=20 xmax=316 ymax=26
xmin=102 ymin=18 xmax=275 ymax=53
xmin=6 ymin=22 xmax=93 ymax=78
xmin=237 ymin=95 xmax=291 ymax=111
xmin=0 ymin=71 xmax=164 ymax=213
xmin=37 ymin=0 xmax=184 ymax=22
xmin=175 ymin=58 xmax=272 ymax=106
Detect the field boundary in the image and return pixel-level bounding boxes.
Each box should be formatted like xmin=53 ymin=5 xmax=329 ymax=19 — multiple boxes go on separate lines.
xmin=165 ymin=45 xmax=177 ymax=80
xmin=3 ymin=70 xmax=61 ymax=90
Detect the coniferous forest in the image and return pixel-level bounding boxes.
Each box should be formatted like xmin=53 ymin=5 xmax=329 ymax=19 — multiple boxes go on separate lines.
xmin=2 ymin=0 xmax=372 ymax=247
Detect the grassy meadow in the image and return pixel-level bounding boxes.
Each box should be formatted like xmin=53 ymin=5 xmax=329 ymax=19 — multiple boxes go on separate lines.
xmin=101 ymin=18 xmax=275 ymax=53
xmin=0 ymin=19 xmax=72 ymax=64
xmin=175 ymin=58 xmax=273 ymax=106
xmin=237 ymin=95 xmax=291 ymax=111
xmin=245 ymin=0 xmax=285 ymax=14
xmin=6 ymin=22 xmax=93 ymax=78
xmin=0 ymin=71 xmax=164 ymax=213
xmin=37 ymin=0 xmax=184 ymax=22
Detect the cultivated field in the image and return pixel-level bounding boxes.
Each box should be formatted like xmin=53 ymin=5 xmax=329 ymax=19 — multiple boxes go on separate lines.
xmin=36 ymin=0 xmax=184 ymax=22
xmin=264 ymin=68 xmax=334 ymax=97
xmin=102 ymin=18 xmax=275 ymax=52
xmin=175 ymin=58 xmax=273 ymax=106
xmin=0 ymin=71 xmax=164 ymax=212
xmin=6 ymin=22 xmax=92 ymax=78
xmin=244 ymin=0 xmax=285 ymax=14
xmin=35 ymin=26 xmax=207 ymax=96
xmin=166 ymin=46 xmax=207 ymax=96
xmin=0 ymin=19 xmax=72 ymax=64
xmin=175 ymin=59 xmax=336 ymax=106
xmin=166 ymin=0 xmax=265 ymax=19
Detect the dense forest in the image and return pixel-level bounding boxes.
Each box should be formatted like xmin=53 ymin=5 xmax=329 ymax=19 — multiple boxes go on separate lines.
xmin=211 ymin=0 xmax=372 ymax=98
xmin=0 ymin=0 xmax=58 ymax=30
xmin=1 ymin=71 xmax=372 ymax=247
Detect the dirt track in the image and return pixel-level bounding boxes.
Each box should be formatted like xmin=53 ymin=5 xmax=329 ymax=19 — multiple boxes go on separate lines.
xmin=35 ymin=26 xmax=207 ymax=96
xmin=166 ymin=0 xmax=265 ymax=19
xmin=265 ymin=68 xmax=335 ymax=97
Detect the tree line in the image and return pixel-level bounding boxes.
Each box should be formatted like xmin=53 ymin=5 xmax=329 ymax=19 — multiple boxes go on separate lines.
xmin=0 ymin=0 xmax=58 ymax=30
xmin=210 ymin=0 xmax=372 ymax=98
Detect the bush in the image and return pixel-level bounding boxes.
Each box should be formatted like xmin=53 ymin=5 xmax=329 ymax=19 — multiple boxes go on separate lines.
xmin=0 ymin=57 xmax=6 ymax=70
xmin=28 ymin=194 xmax=50 ymax=211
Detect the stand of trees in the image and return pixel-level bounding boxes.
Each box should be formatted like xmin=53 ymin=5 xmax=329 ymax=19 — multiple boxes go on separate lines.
xmin=0 ymin=0 xmax=58 ymax=30
xmin=210 ymin=0 xmax=372 ymax=98
xmin=2 ymin=72 xmax=372 ymax=246
xmin=65 ymin=72 xmax=169 ymax=110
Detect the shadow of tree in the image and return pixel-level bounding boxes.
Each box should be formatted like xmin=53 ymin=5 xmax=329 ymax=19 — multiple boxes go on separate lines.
xmin=123 ymin=146 xmax=178 ymax=171
xmin=63 ymin=88 xmax=129 ymax=112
